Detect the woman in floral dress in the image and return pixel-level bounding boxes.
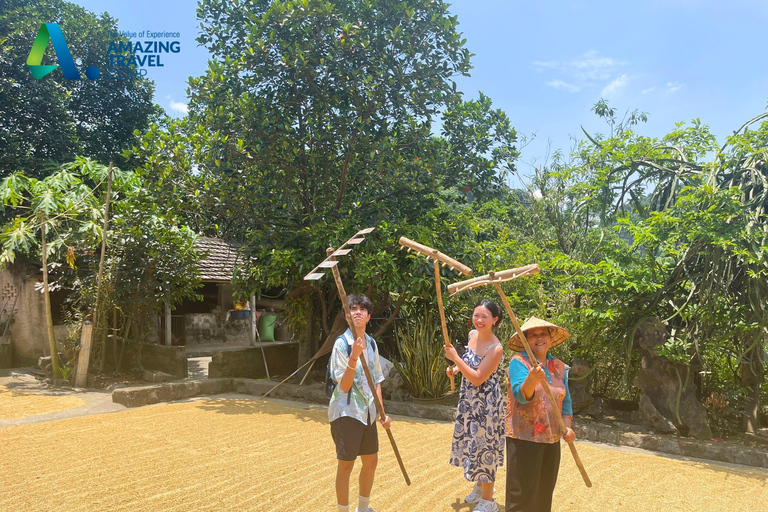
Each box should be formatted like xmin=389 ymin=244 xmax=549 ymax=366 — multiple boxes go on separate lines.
xmin=445 ymin=299 xmax=505 ymax=512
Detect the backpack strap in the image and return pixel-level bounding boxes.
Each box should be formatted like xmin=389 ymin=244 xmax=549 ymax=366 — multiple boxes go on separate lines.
xmin=339 ymin=330 xmax=357 ymax=404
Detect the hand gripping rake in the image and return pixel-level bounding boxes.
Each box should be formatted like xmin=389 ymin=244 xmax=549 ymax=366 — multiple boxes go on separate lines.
xmin=305 ymin=228 xmax=411 ymax=486
xmin=397 ymin=237 xmax=472 ymax=391
xmin=448 ymin=265 xmax=592 ymax=488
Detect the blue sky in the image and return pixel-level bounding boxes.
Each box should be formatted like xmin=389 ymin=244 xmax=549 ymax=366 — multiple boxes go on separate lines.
xmin=72 ymin=0 xmax=768 ymax=186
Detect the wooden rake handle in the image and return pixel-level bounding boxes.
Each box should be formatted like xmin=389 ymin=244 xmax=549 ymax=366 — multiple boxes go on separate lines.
xmin=493 ymin=282 xmax=592 ymax=488
xmin=327 ymin=248 xmax=411 ymax=486
xmin=434 ymin=259 xmax=454 ymax=392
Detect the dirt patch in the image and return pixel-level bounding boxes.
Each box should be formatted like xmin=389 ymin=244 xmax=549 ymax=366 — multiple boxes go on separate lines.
xmin=1 ymin=397 xmax=766 ymax=511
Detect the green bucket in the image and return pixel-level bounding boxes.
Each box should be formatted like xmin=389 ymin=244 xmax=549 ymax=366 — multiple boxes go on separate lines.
xmin=258 ymin=313 xmax=277 ymax=342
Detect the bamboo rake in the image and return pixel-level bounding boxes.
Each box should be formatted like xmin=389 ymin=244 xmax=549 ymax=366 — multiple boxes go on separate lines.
xmin=398 ymin=237 xmax=472 ymax=392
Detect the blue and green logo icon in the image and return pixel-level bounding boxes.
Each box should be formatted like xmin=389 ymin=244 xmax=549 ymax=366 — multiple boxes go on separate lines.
xmin=27 ymin=23 xmax=99 ymax=80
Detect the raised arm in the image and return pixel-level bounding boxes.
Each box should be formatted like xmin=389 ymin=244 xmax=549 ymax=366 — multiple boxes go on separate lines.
xmin=446 ymin=343 xmax=503 ymax=387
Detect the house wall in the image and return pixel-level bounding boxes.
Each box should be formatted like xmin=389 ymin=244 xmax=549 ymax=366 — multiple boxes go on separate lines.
xmin=218 ymin=282 xmax=234 ymax=310
xmin=1 ymin=265 xmax=70 ymax=367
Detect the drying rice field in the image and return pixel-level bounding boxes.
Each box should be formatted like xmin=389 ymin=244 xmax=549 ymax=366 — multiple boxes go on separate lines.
xmin=1 ymin=393 xmax=767 ymax=511
xmin=0 ymin=383 xmax=86 ymax=421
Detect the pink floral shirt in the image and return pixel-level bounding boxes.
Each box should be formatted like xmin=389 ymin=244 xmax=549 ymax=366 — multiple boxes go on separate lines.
xmin=505 ymin=353 xmax=572 ymax=443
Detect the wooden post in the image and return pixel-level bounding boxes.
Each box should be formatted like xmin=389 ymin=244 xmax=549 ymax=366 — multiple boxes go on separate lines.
xmin=328 ymin=247 xmax=411 ymax=486
xmin=74 ymin=322 xmax=93 ymax=387
xmin=164 ymin=300 xmax=172 ymax=346
xmin=493 ymin=281 xmax=592 ymax=487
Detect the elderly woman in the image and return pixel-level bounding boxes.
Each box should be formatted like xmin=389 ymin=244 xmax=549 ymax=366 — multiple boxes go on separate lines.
xmin=505 ymin=317 xmax=575 ymax=512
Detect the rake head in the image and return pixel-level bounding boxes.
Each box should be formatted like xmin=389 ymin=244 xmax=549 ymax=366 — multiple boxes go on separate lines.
xmin=303 ymin=227 xmax=375 ymax=281
xmin=447 ymin=264 xmax=540 ymax=295
xmin=397 ymin=237 xmax=472 ymax=276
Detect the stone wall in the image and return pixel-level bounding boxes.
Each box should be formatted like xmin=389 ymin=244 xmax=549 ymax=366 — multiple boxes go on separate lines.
xmin=183 ymin=312 xmax=253 ymax=345
xmin=141 ymin=343 xmax=187 ymax=379
xmin=185 ymin=313 xmax=223 ymax=344
xmin=208 ymin=342 xmax=299 ymax=379
xmin=183 ymin=311 xmax=291 ymax=346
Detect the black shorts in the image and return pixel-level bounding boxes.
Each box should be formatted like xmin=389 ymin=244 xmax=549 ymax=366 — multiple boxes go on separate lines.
xmin=330 ymin=416 xmax=379 ymax=461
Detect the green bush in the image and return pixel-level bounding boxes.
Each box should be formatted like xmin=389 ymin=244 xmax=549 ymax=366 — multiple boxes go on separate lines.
xmin=393 ymin=306 xmax=450 ymax=399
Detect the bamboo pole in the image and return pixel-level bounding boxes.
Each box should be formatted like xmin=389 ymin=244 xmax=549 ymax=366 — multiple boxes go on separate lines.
xmin=434 ymin=260 xmax=454 ymax=391
xmin=298 ymin=359 xmax=316 ymax=385
xmin=328 ymin=247 xmax=411 ymax=486
xmin=492 ymin=281 xmax=592 ymax=487
xmin=262 ymin=358 xmax=314 ymax=397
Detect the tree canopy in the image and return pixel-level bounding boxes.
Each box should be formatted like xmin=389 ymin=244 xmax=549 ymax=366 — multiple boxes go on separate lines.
xmin=0 ymin=0 xmax=161 ymax=179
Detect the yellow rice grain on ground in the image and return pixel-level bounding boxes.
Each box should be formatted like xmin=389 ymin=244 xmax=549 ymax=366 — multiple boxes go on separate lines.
xmin=1 ymin=396 xmax=766 ymax=511
xmin=0 ymin=385 xmax=85 ymax=420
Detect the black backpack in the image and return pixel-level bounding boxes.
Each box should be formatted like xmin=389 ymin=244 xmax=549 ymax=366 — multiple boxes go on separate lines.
xmin=325 ymin=334 xmax=353 ymax=400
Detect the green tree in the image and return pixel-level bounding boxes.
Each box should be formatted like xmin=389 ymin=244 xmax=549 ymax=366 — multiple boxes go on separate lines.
xmin=0 ymin=0 xmax=161 ymax=179
xmin=0 ymin=158 xmax=133 ymax=377
xmin=0 ymin=158 xmax=201 ymax=377
xmin=559 ymin=102 xmax=768 ymax=433
xmin=127 ymin=0 xmax=501 ymax=358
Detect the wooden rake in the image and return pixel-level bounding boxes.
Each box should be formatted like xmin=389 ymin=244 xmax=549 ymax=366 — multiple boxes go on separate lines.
xmin=398 ymin=237 xmax=472 ymax=391
xmin=448 ymin=265 xmax=593 ymax=488
xmin=305 ymin=228 xmax=411 ymax=486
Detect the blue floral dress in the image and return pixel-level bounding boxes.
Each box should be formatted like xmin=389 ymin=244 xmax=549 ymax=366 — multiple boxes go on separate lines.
xmin=449 ymin=340 xmax=505 ymax=482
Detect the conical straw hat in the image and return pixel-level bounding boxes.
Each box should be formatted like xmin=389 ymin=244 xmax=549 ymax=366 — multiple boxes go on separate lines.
xmin=507 ymin=316 xmax=570 ymax=352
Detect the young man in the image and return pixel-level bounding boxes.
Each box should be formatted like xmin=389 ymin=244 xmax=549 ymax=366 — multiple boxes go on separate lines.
xmin=329 ymin=294 xmax=391 ymax=512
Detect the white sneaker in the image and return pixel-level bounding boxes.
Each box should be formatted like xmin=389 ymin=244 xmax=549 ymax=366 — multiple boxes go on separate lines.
xmin=465 ymin=484 xmax=483 ymax=504
xmin=473 ymin=499 xmax=499 ymax=512
xmin=466 ymin=484 xmax=496 ymax=504
xmin=355 ymin=508 xmax=375 ymax=512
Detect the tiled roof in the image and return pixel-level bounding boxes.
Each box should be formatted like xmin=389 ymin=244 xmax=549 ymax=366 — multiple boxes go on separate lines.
xmin=196 ymin=237 xmax=242 ymax=282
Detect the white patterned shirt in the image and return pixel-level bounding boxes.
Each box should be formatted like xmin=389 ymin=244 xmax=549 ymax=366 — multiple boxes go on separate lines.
xmin=328 ymin=328 xmax=385 ymax=425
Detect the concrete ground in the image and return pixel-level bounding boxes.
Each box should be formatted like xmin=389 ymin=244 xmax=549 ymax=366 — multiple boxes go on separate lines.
xmin=1 ymin=376 xmax=767 ymax=512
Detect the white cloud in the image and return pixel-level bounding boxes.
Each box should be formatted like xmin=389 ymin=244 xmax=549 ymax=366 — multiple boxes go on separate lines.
xmin=642 ymin=86 xmax=656 ymax=94
xmin=546 ymin=80 xmax=581 ymax=93
xmin=601 ymin=74 xmax=630 ymax=96
xmin=170 ymin=101 xmax=189 ymax=114
xmin=533 ymin=50 xmax=625 ymax=82
xmin=666 ymin=82 xmax=683 ymax=92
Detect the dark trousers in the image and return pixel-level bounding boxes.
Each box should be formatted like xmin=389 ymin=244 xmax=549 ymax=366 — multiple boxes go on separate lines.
xmin=505 ymin=437 xmax=561 ymax=512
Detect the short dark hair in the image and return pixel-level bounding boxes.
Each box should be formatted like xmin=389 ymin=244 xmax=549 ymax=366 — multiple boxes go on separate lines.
xmin=347 ymin=294 xmax=374 ymax=313
xmin=475 ymin=298 xmax=503 ymax=328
